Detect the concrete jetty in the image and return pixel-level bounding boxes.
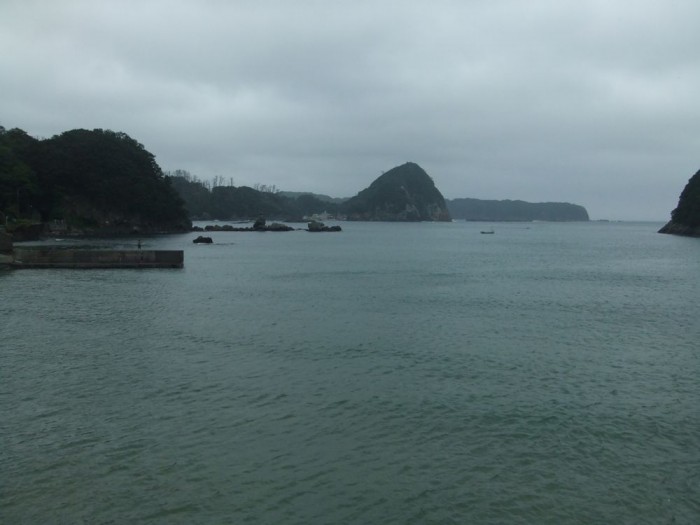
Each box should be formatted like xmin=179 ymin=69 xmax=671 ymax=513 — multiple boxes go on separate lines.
xmin=9 ymin=247 xmax=183 ymax=269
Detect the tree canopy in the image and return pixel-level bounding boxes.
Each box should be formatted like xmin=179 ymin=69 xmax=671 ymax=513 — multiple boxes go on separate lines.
xmin=0 ymin=126 xmax=190 ymax=232
xmin=166 ymin=170 xmax=332 ymax=221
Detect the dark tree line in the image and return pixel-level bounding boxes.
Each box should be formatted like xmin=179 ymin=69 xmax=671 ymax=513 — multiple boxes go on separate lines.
xmin=0 ymin=126 xmax=190 ymax=232
xmin=166 ymin=170 xmax=334 ymax=221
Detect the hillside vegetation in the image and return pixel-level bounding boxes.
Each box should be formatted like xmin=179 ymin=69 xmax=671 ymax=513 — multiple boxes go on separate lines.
xmin=342 ymin=162 xmax=451 ymax=221
xmin=167 ymin=171 xmax=331 ymax=221
xmin=0 ymin=125 xmax=190 ymax=234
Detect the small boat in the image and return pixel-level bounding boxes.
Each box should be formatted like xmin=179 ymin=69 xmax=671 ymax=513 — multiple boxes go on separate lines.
xmin=480 ymin=228 xmax=494 ymax=234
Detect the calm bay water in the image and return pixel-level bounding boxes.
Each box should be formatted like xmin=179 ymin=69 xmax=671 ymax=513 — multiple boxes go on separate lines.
xmin=1 ymin=221 xmax=699 ymax=524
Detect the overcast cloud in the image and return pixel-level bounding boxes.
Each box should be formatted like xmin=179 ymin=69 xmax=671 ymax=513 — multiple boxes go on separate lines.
xmin=2 ymin=0 xmax=700 ymax=220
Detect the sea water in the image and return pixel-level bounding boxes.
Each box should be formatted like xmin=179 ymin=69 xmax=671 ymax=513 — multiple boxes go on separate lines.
xmin=1 ymin=221 xmax=699 ymax=524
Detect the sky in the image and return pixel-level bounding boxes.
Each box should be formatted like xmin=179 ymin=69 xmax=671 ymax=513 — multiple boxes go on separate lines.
xmin=2 ymin=0 xmax=699 ymax=220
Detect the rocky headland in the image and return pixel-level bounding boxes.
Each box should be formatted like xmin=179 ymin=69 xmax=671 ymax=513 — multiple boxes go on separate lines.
xmin=659 ymin=169 xmax=700 ymax=236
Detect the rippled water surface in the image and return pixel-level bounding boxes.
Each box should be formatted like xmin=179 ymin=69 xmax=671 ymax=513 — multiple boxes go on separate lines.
xmin=2 ymin=221 xmax=699 ymax=524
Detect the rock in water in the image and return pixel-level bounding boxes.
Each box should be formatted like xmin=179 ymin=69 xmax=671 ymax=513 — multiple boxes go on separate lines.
xmin=307 ymin=221 xmax=341 ymax=232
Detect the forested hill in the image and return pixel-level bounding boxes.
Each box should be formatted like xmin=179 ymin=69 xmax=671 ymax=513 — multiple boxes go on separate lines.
xmin=0 ymin=125 xmax=190 ymax=234
xmin=342 ymin=162 xmax=451 ymax=221
xmin=447 ymin=198 xmax=589 ymax=222
xmin=659 ymin=169 xmax=700 ymax=236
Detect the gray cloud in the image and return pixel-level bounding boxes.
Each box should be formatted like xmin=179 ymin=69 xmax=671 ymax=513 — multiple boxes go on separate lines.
xmin=2 ymin=0 xmax=700 ymax=219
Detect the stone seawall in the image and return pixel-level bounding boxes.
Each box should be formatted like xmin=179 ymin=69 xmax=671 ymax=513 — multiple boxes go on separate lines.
xmin=11 ymin=248 xmax=184 ymax=269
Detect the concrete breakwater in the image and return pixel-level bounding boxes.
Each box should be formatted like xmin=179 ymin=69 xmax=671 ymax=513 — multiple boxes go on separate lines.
xmin=10 ymin=248 xmax=184 ymax=269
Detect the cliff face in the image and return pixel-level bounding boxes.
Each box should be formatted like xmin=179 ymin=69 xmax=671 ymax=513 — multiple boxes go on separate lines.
xmin=447 ymin=198 xmax=589 ymax=222
xmin=342 ymin=162 xmax=451 ymax=221
xmin=659 ymin=169 xmax=700 ymax=236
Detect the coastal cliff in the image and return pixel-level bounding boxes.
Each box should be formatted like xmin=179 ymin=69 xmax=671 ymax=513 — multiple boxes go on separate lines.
xmin=659 ymin=169 xmax=700 ymax=236
xmin=342 ymin=162 xmax=451 ymax=221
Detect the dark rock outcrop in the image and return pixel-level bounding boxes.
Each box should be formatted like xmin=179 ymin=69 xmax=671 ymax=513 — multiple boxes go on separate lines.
xmin=342 ymin=162 xmax=451 ymax=221
xmin=659 ymin=169 xmax=700 ymax=236
xmin=658 ymin=221 xmax=700 ymax=236
xmin=265 ymin=222 xmax=295 ymax=232
xmin=307 ymin=221 xmax=341 ymax=232
xmin=199 ymin=221 xmax=295 ymax=232
xmin=251 ymin=217 xmax=296 ymax=231
xmin=193 ymin=236 xmax=213 ymax=244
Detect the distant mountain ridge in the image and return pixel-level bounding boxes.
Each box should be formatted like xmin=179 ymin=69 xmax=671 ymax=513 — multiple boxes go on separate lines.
xmin=447 ymin=198 xmax=589 ymax=222
xmin=342 ymin=162 xmax=451 ymax=221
